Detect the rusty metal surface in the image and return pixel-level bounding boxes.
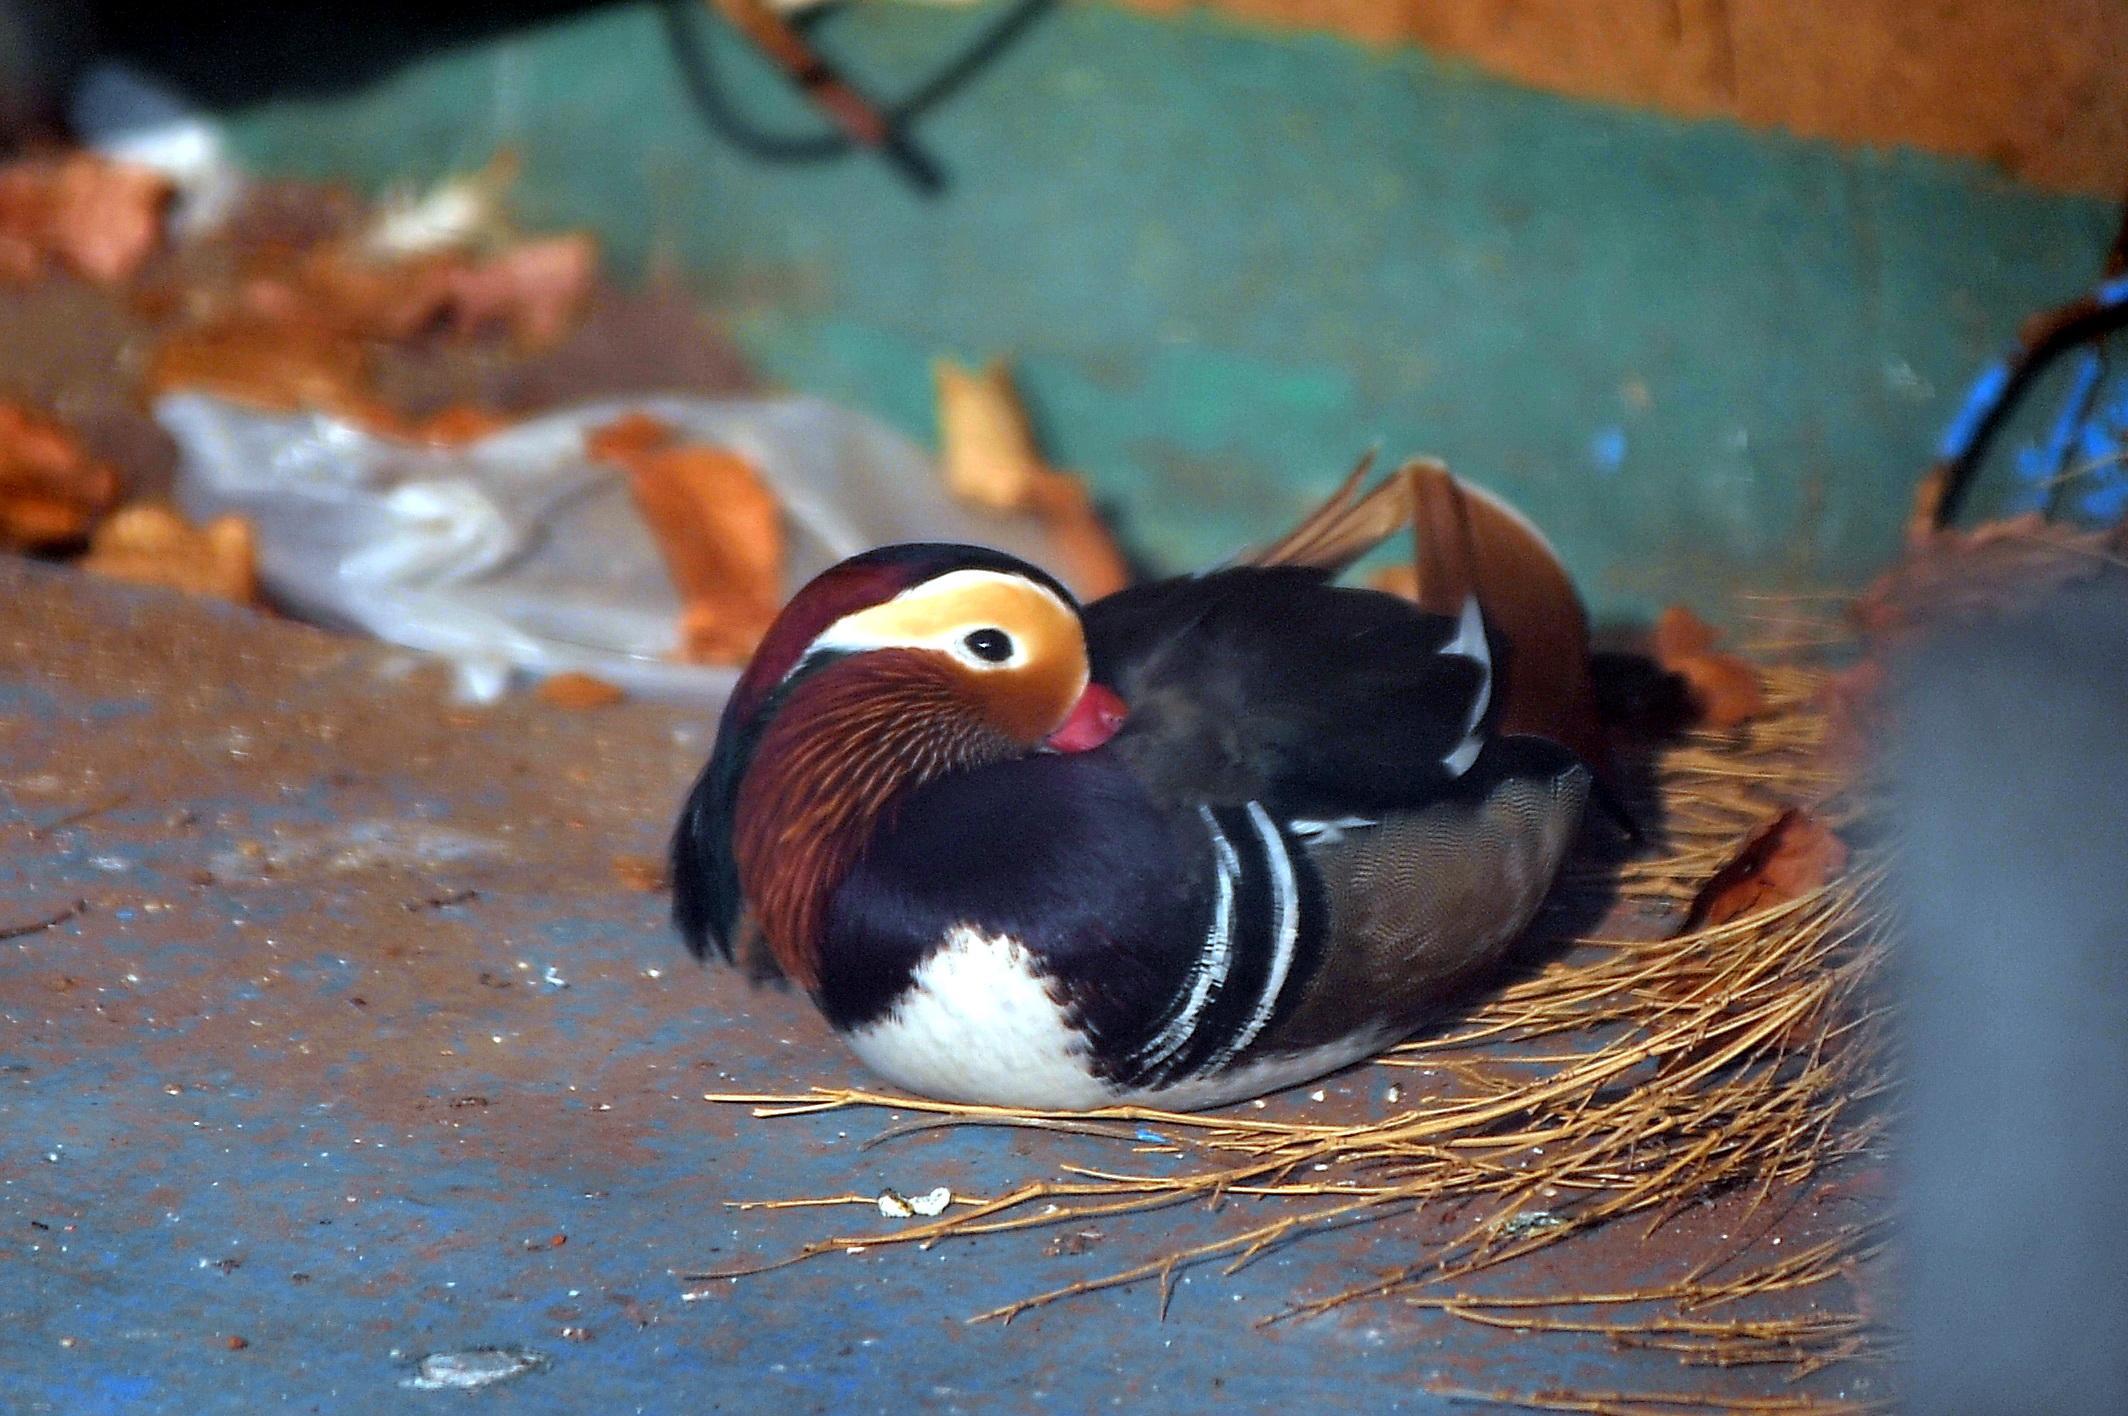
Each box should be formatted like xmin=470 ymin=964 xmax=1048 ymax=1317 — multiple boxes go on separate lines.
xmin=0 ymin=563 xmax=1876 ymax=1413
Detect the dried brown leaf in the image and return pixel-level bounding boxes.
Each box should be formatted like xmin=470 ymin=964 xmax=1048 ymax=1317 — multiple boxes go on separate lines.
xmin=1652 ymin=604 xmax=1722 ymax=661
xmin=935 ymin=357 xmax=1042 ymax=512
xmin=375 ymin=234 xmax=598 ymax=349
xmin=1653 ymin=605 xmax=1767 ymax=728
xmin=0 ymin=153 xmax=172 ymax=286
xmin=1682 ymin=808 xmax=1848 ymax=933
xmin=932 ymin=356 xmax=1131 ymax=598
xmin=587 ymin=413 xmax=784 ymax=665
xmin=147 ymin=317 xmax=374 ymax=416
xmin=610 ymin=854 xmax=668 ymax=892
xmin=1025 ymin=468 xmax=1131 ymax=600
xmin=0 ymin=402 xmax=123 ymax=549
xmin=80 ymin=504 xmax=259 ymax=605
xmin=535 ymin=671 xmax=627 ymax=710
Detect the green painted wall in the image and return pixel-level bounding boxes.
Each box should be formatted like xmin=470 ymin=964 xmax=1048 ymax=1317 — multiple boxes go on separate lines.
xmin=225 ymin=1 xmax=2118 ymax=618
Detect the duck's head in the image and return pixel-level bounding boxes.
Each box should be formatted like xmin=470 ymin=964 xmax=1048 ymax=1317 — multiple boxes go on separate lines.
xmin=671 ymin=544 xmax=1128 ymax=987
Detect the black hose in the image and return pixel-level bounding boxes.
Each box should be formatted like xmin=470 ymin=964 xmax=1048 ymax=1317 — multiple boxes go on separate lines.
xmin=659 ymin=0 xmax=1057 ymax=190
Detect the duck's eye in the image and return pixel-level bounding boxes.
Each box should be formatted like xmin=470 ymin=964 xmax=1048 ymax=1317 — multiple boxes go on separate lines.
xmin=962 ymin=628 xmax=1015 ymax=663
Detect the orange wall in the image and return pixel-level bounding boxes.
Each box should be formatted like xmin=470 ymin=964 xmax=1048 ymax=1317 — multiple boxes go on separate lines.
xmin=1115 ymin=0 xmax=2128 ymax=196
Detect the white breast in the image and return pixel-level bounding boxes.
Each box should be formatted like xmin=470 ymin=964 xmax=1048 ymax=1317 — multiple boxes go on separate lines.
xmin=844 ymin=927 xmax=1112 ymax=1110
xmin=843 ymin=926 xmax=1397 ymax=1112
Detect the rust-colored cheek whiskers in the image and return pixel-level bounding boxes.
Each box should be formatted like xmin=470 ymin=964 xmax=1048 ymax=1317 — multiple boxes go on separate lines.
xmin=732 ymin=654 xmax=1012 ymax=991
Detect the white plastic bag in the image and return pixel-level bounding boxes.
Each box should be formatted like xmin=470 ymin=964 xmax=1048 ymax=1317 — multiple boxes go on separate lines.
xmin=156 ymin=392 xmax=1081 ymax=704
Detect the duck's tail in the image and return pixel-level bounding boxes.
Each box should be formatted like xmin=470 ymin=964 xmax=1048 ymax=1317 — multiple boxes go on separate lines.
xmin=1242 ymin=452 xmax=1407 ymax=577
xmin=1252 ymin=458 xmax=1618 ymax=808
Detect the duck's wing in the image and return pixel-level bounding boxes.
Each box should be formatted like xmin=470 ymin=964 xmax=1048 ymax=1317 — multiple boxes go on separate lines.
xmin=1084 ymin=566 xmax=1496 ymax=819
xmin=1080 ymin=466 xmax=1601 ymax=1041
xmin=1268 ymin=734 xmax=1590 ymax=1049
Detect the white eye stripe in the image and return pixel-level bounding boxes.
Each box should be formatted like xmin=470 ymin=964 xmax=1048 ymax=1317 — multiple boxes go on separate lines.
xmin=797 ymin=568 xmax=1072 ymax=675
xmin=907 ymin=568 xmax=1072 ymax=610
xmin=811 ymin=619 xmax=1028 ymax=666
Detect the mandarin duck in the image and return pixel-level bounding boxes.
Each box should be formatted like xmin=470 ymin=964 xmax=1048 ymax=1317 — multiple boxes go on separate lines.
xmin=672 ymin=461 xmax=1601 ymax=1110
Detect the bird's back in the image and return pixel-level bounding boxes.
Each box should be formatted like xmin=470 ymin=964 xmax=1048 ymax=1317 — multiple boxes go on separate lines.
xmin=1085 ymin=566 xmax=1494 ymax=820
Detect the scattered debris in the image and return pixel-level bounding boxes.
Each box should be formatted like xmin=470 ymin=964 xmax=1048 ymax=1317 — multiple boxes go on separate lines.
xmin=0 ymin=900 xmax=86 ymax=942
xmin=1045 ymin=1227 xmax=1106 ymax=1257
xmin=210 ymin=820 xmax=500 ymax=879
xmin=1 ymin=145 xmax=1117 ymax=714
xmin=875 ymin=1186 xmax=952 ymax=1219
xmin=70 ymin=64 xmax=247 ymax=238
xmin=1651 ymin=604 xmax=1767 ymax=728
xmin=257 ymin=232 xmax=594 ymax=352
xmin=0 ymin=151 xmax=173 ymax=285
xmin=1495 ymin=1210 xmax=1564 ymax=1237
xmin=0 ymin=403 xmax=123 ymax=550
xmin=146 ymin=315 xmax=376 ymax=422
xmin=1682 ymin=807 xmax=1849 ymax=934
xmin=415 ymin=234 xmax=599 ymax=350
xmin=127 ymin=151 xmax=594 ymax=442
xmin=79 ymin=504 xmax=259 ymax=605
xmin=405 ymin=888 xmax=479 ymax=912
xmin=147 ymin=234 xmax=595 ymax=424
xmin=535 ymin=671 xmax=627 ymax=710
xmin=610 ymin=854 xmax=668 ymax=892
xmin=220 ymin=1334 xmax=249 ymax=1351
xmin=361 ymin=152 xmax=520 ymax=260
xmin=400 ymin=1348 xmax=547 ymax=1391
xmin=587 ymin=412 xmax=784 ymax=664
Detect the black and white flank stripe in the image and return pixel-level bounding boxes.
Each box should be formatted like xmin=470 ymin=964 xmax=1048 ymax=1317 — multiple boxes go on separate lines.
xmin=1119 ymin=799 xmax=1322 ymax=1090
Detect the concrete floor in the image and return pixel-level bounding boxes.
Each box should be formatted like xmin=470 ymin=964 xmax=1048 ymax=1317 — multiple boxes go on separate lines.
xmin=0 ymin=563 xmax=1882 ymax=1413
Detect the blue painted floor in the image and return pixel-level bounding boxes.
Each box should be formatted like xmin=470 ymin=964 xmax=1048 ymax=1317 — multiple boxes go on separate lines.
xmin=0 ymin=564 xmax=1882 ymax=1413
